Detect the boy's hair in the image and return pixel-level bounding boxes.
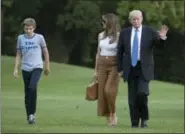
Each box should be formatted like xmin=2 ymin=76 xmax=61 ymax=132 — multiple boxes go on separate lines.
xmin=22 ymin=18 xmax=36 ymax=28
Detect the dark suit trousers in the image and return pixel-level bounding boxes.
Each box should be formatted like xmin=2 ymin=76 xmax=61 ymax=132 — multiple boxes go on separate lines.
xmin=127 ymin=61 xmax=149 ymax=126
xmin=22 ymin=68 xmax=42 ymax=119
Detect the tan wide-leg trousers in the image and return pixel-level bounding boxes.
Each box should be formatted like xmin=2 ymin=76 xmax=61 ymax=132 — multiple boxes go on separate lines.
xmin=97 ymin=56 xmax=119 ymax=117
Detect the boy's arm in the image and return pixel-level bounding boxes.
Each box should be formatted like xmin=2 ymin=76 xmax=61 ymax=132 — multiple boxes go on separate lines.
xmin=40 ymin=35 xmax=50 ymax=75
xmin=13 ymin=36 xmax=21 ymax=78
xmin=43 ymin=47 xmax=50 ymax=72
xmin=14 ymin=51 xmax=21 ymax=71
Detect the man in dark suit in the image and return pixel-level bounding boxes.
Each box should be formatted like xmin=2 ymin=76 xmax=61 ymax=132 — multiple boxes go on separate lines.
xmin=116 ymin=10 xmax=168 ymax=128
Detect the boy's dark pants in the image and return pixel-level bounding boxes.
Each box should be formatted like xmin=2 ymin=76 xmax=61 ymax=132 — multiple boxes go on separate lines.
xmin=22 ymin=68 xmax=42 ymax=119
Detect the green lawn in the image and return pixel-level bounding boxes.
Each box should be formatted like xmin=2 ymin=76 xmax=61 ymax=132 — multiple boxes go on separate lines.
xmin=1 ymin=56 xmax=184 ymax=133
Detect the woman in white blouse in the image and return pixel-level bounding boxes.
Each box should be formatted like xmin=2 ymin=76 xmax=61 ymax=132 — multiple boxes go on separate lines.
xmin=94 ymin=13 xmax=120 ymax=126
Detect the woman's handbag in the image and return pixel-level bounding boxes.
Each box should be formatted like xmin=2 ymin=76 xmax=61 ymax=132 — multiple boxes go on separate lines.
xmin=85 ymin=75 xmax=98 ymax=101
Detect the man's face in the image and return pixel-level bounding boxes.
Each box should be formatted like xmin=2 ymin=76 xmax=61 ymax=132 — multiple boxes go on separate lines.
xmin=24 ymin=25 xmax=35 ymax=35
xmin=130 ymin=15 xmax=143 ymax=28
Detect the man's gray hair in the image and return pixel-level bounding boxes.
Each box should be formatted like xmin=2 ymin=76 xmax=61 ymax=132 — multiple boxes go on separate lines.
xmin=129 ymin=10 xmax=143 ymax=20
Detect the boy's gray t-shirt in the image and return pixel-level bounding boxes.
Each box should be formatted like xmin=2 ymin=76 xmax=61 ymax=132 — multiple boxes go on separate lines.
xmin=16 ymin=33 xmax=47 ymax=72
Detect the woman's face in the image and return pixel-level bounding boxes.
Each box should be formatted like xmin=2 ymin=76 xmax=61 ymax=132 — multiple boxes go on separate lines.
xmin=102 ymin=16 xmax=107 ymax=29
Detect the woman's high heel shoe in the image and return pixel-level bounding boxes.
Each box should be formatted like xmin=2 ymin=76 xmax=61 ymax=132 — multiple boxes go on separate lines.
xmin=109 ymin=114 xmax=118 ymax=126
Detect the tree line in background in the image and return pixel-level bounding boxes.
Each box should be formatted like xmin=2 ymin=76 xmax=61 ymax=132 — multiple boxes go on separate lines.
xmin=2 ymin=0 xmax=184 ymax=84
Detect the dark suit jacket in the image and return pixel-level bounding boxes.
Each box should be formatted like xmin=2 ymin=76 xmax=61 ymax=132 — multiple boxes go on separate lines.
xmin=117 ymin=25 xmax=165 ymax=81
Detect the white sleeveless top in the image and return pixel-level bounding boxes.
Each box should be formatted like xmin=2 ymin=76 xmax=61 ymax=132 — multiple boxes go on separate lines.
xmin=98 ymin=32 xmax=119 ymax=56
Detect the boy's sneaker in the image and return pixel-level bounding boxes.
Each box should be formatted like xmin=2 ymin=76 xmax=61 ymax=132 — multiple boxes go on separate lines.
xmin=28 ymin=114 xmax=35 ymax=124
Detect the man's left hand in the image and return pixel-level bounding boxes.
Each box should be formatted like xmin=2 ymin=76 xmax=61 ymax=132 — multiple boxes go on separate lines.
xmin=158 ymin=25 xmax=169 ymax=38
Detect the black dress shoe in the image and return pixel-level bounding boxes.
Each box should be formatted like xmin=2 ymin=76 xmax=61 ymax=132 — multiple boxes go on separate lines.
xmin=131 ymin=125 xmax=139 ymax=128
xmin=141 ymin=120 xmax=148 ymax=128
xmin=131 ymin=122 xmax=139 ymax=128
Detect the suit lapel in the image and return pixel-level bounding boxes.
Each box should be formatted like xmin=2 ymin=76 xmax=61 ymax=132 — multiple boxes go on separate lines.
xmin=140 ymin=25 xmax=146 ymax=49
xmin=128 ymin=27 xmax=132 ymax=54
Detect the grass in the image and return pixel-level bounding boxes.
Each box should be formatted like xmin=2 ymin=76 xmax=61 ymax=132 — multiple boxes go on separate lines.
xmin=1 ymin=56 xmax=184 ymax=133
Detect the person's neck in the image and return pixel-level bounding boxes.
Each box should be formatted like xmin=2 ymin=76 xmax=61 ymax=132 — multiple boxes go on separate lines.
xmin=133 ymin=25 xmax=142 ymax=29
xmin=26 ymin=33 xmax=34 ymax=37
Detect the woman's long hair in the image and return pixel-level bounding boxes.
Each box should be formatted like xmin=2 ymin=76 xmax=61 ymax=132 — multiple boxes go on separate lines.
xmin=102 ymin=13 xmax=120 ymax=44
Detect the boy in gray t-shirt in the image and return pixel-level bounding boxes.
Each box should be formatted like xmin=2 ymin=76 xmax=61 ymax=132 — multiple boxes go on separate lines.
xmin=13 ymin=18 xmax=50 ymax=124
